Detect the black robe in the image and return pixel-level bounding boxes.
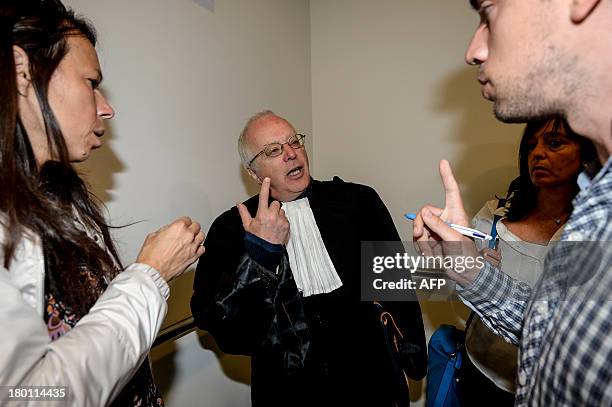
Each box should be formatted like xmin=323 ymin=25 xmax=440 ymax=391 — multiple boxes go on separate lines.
xmin=191 ymin=177 xmax=426 ymax=406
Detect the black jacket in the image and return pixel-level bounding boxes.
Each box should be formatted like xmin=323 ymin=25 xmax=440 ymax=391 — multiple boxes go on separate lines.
xmin=191 ymin=178 xmax=426 ymax=406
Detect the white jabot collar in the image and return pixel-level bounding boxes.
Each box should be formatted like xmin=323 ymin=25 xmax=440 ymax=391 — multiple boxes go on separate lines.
xmin=281 ymin=198 xmax=343 ymax=297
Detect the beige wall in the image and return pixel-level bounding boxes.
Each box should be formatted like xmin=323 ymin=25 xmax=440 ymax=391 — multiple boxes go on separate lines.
xmin=311 ymin=0 xmax=522 ymax=231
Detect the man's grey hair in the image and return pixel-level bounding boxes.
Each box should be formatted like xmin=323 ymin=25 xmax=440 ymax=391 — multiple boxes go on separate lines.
xmin=238 ymin=110 xmax=277 ymax=170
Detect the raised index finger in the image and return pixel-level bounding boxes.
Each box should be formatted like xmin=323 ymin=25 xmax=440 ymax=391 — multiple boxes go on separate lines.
xmin=439 ymin=160 xmax=465 ymax=213
xmin=258 ymin=177 xmax=271 ymax=212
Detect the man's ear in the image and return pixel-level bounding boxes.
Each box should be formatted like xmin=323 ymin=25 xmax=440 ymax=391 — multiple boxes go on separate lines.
xmin=569 ymin=0 xmax=601 ymax=23
xmin=13 ymin=45 xmax=32 ymax=95
xmin=247 ymin=167 xmax=263 ymax=184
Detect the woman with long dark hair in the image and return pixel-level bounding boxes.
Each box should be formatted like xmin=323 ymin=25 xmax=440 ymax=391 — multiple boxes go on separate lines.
xmin=459 ymin=117 xmax=598 ymax=405
xmin=0 ymin=1 xmax=205 ymax=405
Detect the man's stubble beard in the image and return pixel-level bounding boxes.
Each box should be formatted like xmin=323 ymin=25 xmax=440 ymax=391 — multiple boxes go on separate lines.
xmin=493 ymin=85 xmax=556 ymax=124
xmin=492 ymin=45 xmax=578 ymax=124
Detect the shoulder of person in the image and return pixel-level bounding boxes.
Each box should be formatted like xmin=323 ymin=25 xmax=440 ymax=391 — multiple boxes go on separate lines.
xmin=208 ymin=200 xmax=254 ymax=239
xmin=0 ymin=212 xmax=6 ymax=246
xmin=0 ymin=212 xmax=41 ymax=266
xmin=0 ymin=213 xmax=5 ymax=266
xmin=317 ymin=176 xmax=381 ymax=201
xmin=472 ymin=199 xmax=500 ymax=228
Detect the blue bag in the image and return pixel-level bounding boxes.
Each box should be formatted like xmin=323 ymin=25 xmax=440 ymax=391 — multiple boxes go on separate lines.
xmin=426 ymin=325 xmax=464 ymax=407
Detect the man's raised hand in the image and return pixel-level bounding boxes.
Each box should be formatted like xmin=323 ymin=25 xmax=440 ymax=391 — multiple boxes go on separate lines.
xmin=237 ymin=177 xmax=290 ymax=245
xmin=412 ymin=160 xmax=481 ymax=285
xmin=413 ymin=160 xmax=471 ymax=242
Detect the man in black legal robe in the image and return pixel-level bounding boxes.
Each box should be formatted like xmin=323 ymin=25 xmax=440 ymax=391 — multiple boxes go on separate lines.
xmin=191 ymin=110 xmax=426 ymax=406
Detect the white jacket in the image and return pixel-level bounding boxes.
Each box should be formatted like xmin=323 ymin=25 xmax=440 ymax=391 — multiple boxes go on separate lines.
xmin=0 ymin=223 xmax=169 ymax=406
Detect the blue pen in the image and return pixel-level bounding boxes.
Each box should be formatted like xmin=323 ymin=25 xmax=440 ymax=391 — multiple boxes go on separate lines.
xmin=404 ymin=213 xmax=493 ymax=241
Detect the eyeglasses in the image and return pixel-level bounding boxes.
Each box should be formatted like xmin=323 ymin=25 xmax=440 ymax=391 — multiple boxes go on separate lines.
xmin=248 ymin=133 xmax=306 ymax=168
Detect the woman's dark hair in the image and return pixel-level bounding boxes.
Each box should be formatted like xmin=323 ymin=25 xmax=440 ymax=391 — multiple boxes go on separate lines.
xmin=0 ymin=0 xmax=122 ymax=318
xmin=504 ymin=118 xmax=598 ymax=222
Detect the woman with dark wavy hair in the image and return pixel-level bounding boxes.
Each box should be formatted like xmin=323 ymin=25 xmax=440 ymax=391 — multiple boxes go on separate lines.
xmin=0 ymin=1 xmax=205 ymax=406
xmin=459 ymin=117 xmax=598 ymax=405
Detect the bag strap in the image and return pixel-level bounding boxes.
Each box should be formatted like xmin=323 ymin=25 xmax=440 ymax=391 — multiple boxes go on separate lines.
xmin=488 ymin=196 xmax=508 ymax=249
xmin=433 ymin=343 xmax=462 ymax=407
xmin=465 ymin=310 xmax=476 ymax=330
xmin=489 ymin=216 xmax=501 ymax=249
xmin=373 ymin=302 xmax=411 ymax=404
